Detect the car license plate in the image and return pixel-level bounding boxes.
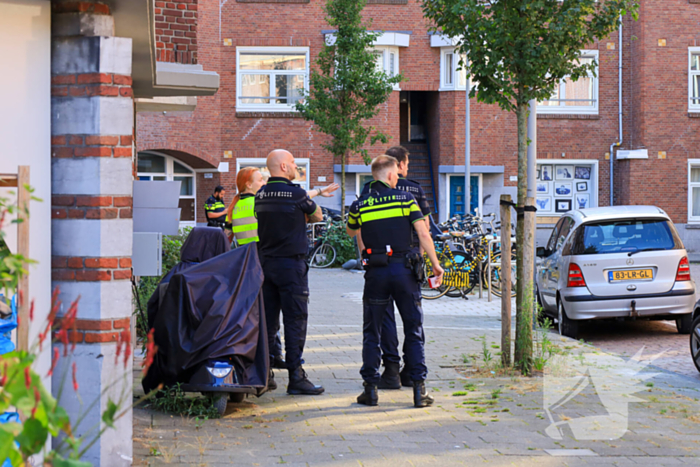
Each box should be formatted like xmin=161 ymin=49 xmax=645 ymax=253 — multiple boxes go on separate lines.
xmin=608 ymin=269 xmax=653 ymax=282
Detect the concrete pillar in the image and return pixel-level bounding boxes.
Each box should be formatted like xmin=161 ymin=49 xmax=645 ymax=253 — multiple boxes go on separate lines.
xmin=50 ymin=1 xmax=133 ymax=464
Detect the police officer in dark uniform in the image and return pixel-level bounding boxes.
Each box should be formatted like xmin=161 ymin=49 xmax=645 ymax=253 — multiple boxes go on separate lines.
xmin=359 ymin=146 xmax=431 ymax=390
xmin=347 ymin=155 xmax=444 ymax=408
xmin=204 ymin=185 xmax=227 ymax=228
xmin=255 ymin=149 xmax=334 ymax=395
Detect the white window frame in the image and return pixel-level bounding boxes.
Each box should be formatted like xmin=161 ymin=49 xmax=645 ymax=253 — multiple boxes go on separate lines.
xmin=688 ymin=159 xmax=700 ymax=223
xmin=235 ymin=46 xmax=310 ymax=113
xmin=373 ymin=46 xmax=400 ymax=90
xmin=355 ymin=173 xmax=374 ymax=196
xmin=136 ymin=151 xmax=197 ymax=227
xmin=534 ymin=159 xmax=599 ymax=217
xmin=446 ymin=174 xmax=483 ymax=218
xmin=690 ymin=47 xmax=700 ymax=113
xmin=537 ymin=50 xmax=599 ymax=115
xmin=439 ymin=48 xmax=468 ymax=91
xmin=236 ymin=157 xmax=311 ymax=191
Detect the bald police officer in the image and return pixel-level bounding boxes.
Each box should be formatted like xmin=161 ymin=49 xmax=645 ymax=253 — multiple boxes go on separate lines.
xmin=359 ymin=146 xmax=431 ymax=390
xmin=347 ymin=155 xmax=444 ymax=408
xmin=255 ymin=149 xmax=334 ymax=395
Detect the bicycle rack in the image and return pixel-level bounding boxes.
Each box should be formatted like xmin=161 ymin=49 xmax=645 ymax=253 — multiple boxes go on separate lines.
xmin=487 ymin=236 xmax=517 ymax=303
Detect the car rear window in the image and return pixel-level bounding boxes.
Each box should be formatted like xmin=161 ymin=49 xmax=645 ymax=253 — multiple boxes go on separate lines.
xmin=571 ymin=218 xmax=683 ymax=255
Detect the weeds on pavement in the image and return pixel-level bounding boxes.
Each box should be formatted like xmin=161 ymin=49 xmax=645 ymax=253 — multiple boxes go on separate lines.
xmin=147 ymin=383 xmax=221 ymax=419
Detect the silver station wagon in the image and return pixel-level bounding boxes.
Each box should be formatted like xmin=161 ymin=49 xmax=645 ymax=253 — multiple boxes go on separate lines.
xmin=535 ymin=206 xmax=695 ymax=339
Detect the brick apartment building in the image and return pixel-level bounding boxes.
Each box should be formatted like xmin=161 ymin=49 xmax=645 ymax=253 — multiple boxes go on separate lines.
xmin=136 ymin=0 xmax=700 ymax=253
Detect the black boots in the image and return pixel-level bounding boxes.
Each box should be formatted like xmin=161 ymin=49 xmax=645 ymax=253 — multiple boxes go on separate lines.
xmin=287 ymin=367 xmax=325 ymax=395
xmin=413 ymin=381 xmax=434 ymax=408
xmin=377 ymin=362 xmax=401 ymax=390
xmin=357 ymin=383 xmax=378 ymax=406
xmin=399 ymin=366 xmax=412 ymax=388
xmin=267 ymin=368 xmax=277 ymax=391
xmin=271 ymin=355 xmax=286 ymax=369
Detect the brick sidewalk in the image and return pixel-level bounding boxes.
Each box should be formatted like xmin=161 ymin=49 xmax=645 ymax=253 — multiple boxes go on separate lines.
xmin=134 ymin=269 xmax=700 ymax=466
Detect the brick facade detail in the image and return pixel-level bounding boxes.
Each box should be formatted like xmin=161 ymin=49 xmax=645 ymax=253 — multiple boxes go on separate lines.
xmin=52 ymin=317 xmax=131 ymax=344
xmin=137 ymin=0 xmax=700 ymax=226
xmin=155 ymin=0 xmax=198 ymax=64
xmin=51 ymin=255 xmax=132 ymax=282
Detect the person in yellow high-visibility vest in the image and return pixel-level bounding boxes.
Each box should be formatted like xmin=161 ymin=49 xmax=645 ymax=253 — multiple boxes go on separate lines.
xmin=226 ymin=167 xmax=265 ymax=246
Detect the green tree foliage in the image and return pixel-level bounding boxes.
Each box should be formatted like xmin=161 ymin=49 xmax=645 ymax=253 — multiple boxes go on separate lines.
xmin=422 ymin=0 xmax=639 ymax=373
xmin=295 ymin=0 xmax=402 ymax=216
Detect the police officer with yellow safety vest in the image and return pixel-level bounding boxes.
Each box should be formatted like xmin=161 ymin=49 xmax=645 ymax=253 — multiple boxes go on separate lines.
xmin=227 ymin=167 xmax=265 ymax=245
xmin=359 ymin=146 xmax=431 ymax=390
xmin=204 ymin=185 xmax=227 ymax=228
xmin=346 ymin=155 xmax=444 ymax=408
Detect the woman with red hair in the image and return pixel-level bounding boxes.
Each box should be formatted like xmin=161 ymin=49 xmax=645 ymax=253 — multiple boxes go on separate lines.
xmin=226 ymin=167 xmax=265 ymax=246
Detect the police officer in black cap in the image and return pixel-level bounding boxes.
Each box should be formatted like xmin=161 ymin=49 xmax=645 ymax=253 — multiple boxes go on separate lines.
xmin=347 ymin=155 xmax=444 ymax=408
xmin=256 ymin=149 xmax=337 ymax=395
xmin=204 ymin=185 xmax=227 ymax=228
xmin=359 ymin=146 xmax=431 ymax=390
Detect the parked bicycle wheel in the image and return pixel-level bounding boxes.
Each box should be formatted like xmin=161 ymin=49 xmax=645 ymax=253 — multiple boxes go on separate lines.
xmin=445 ymin=250 xmax=477 ymax=298
xmin=309 ymin=243 xmax=336 ymax=268
xmin=483 ymin=251 xmax=517 ymax=298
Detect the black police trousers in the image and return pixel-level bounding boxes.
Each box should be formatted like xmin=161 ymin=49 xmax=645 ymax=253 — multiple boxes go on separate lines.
xmin=261 ymin=256 xmax=309 ymax=370
xmin=361 ymin=262 xmax=427 ymax=384
xmin=380 ymin=300 xmax=401 ymax=365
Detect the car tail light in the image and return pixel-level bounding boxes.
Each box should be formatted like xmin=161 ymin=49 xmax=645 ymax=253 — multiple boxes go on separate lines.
xmin=567 ymin=263 xmax=587 ymax=288
xmin=676 ymin=256 xmax=691 ymax=282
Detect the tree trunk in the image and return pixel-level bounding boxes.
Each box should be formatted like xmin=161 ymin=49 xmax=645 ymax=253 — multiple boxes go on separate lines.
xmin=340 ymin=150 xmax=348 ymax=218
xmin=513 ymin=101 xmax=532 ymax=373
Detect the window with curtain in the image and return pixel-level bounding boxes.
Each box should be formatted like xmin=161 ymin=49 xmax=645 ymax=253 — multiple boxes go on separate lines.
xmin=236 ymin=47 xmax=309 ymax=111
xmin=440 ymin=48 xmax=467 ymax=91
xmin=690 ymin=49 xmax=700 ymax=112
xmin=538 ymin=51 xmax=599 ymax=114
xmin=689 ymin=163 xmax=700 ymax=221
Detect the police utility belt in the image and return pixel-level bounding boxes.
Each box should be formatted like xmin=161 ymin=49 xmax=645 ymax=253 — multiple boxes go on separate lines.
xmin=361 ymin=246 xmax=425 ymax=282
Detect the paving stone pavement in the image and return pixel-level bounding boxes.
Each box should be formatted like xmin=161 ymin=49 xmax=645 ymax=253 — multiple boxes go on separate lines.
xmin=133 ymin=269 xmax=700 ymax=466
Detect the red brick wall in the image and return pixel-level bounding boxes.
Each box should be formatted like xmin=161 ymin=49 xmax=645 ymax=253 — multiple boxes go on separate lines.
xmin=155 ymin=0 xmax=198 ymax=64
xmin=138 ymin=0 xmax=700 ymax=224
xmin=615 ymin=0 xmax=700 ymax=222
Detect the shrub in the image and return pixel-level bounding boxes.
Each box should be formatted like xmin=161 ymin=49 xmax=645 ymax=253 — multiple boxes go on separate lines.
xmin=324 ymin=219 xmax=358 ymax=266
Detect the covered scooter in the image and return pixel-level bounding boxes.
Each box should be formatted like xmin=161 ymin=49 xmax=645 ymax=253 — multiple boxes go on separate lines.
xmin=142 ymin=227 xmax=269 ymax=415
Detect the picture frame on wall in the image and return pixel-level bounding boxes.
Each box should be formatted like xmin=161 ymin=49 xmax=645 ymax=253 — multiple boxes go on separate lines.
xmin=540 ymin=165 xmax=553 ymax=181
xmin=575 ymin=194 xmax=590 ymax=209
xmin=556 ymin=165 xmax=574 ymax=180
xmin=555 ymin=199 xmax=572 ymax=213
xmin=536 ymin=197 xmax=552 ymax=213
xmin=576 ymin=181 xmax=588 ymax=192
xmin=554 ymin=182 xmax=572 ymax=196
xmin=536 ymin=182 xmax=549 ymax=194
xmin=575 ymin=166 xmax=591 ymax=180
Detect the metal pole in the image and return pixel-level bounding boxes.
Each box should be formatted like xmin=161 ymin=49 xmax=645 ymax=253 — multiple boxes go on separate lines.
xmin=465 ymin=81 xmax=471 ymax=216
xmin=527 ymin=99 xmax=537 ymax=199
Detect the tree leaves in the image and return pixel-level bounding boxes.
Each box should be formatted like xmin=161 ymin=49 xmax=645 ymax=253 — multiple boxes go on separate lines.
xmin=102 ymin=398 xmax=118 ymax=429
xmin=422 ymin=0 xmax=639 ymax=112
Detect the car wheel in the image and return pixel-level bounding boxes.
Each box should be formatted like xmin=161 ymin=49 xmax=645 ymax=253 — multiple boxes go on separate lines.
xmin=691 ymin=315 xmax=700 ymax=374
xmin=557 ymin=299 xmax=579 ymax=339
xmin=676 ymin=313 xmax=693 ymax=334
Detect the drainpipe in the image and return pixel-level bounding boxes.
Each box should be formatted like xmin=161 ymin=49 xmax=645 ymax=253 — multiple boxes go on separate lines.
xmin=610 ymin=13 xmax=623 ymax=206
xmin=465 ymin=80 xmax=471 ymax=216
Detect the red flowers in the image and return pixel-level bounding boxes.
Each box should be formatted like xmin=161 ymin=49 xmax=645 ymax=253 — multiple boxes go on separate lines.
xmin=24 ymin=367 xmax=31 ymax=389
xmin=31 ymin=387 xmax=40 ymax=418
xmin=47 ymin=348 xmax=60 ymax=377
xmin=29 ymin=299 xmax=34 ymax=322
xmin=72 ymin=362 xmax=78 ymax=392
xmin=142 ymin=329 xmax=157 ymax=376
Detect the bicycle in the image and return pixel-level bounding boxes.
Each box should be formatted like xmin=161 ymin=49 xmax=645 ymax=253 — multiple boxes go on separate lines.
xmin=306 ymin=215 xmax=337 ymax=268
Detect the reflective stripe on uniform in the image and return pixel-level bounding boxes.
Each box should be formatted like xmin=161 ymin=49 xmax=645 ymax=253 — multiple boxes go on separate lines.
xmin=359 ymin=203 xmax=421 ymax=223
xmin=230 ymin=196 xmax=259 ymax=244
xmin=205 ymin=202 xmax=226 ymax=211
